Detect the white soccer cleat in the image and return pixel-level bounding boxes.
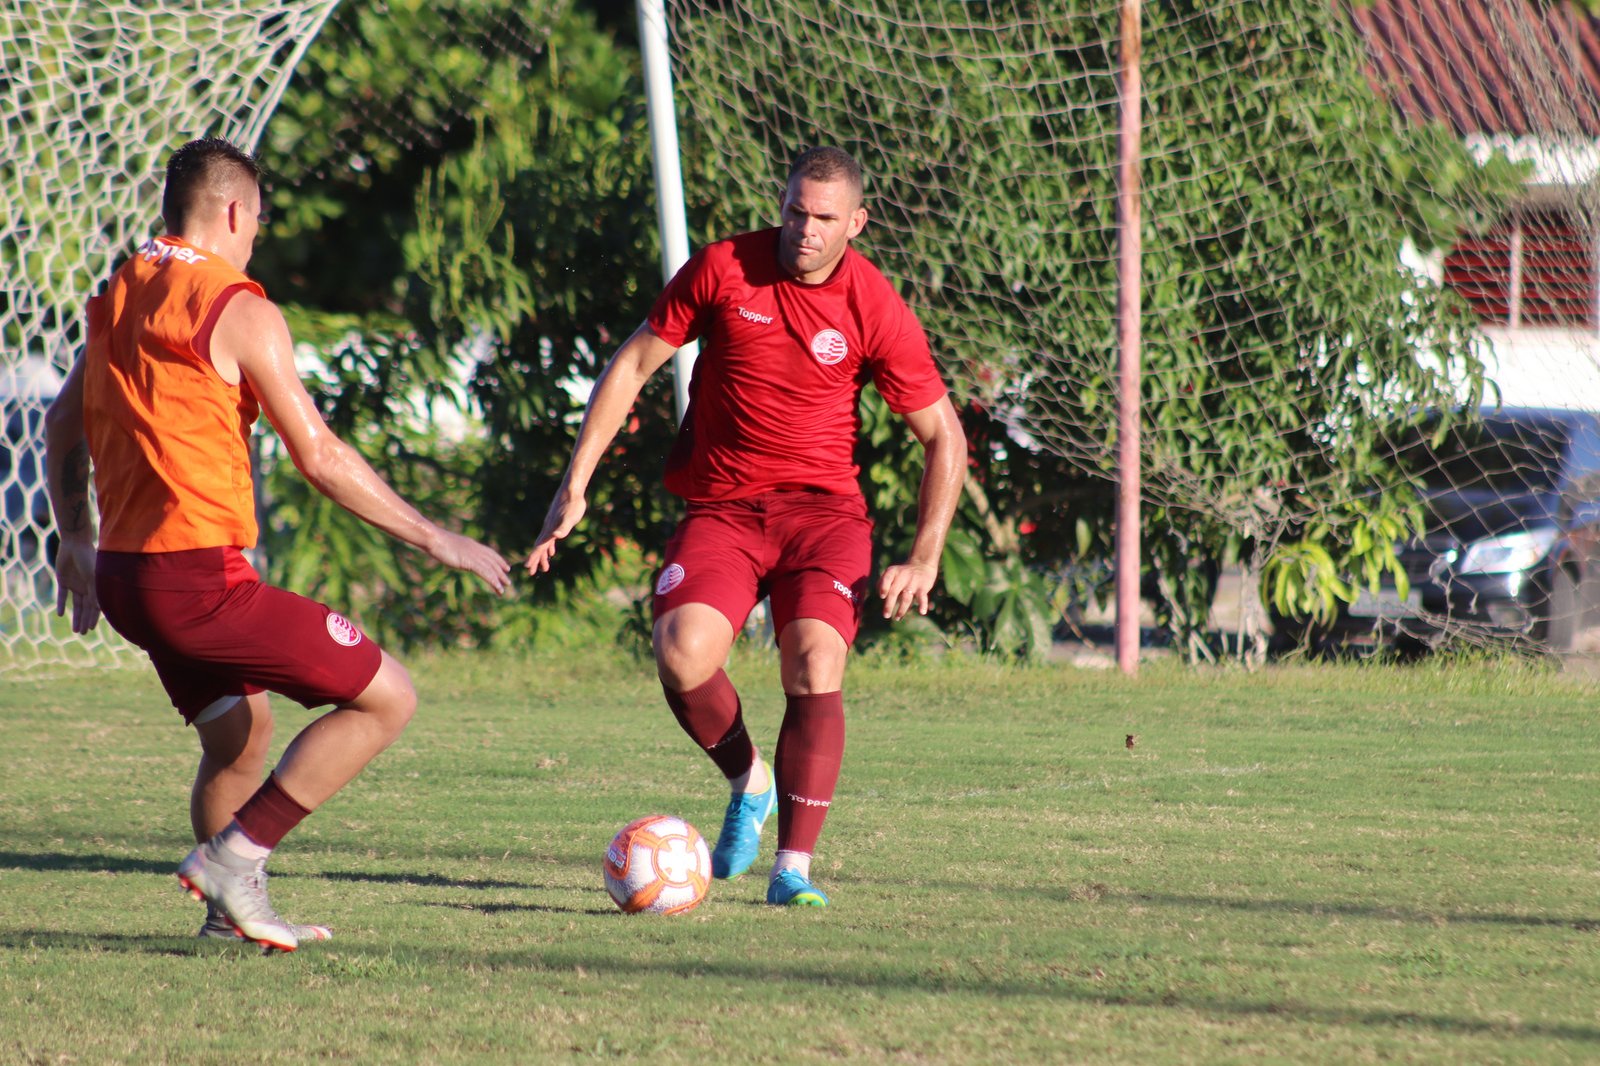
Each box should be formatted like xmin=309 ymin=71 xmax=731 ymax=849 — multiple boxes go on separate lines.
xmin=177 ymin=843 xmax=299 ymax=953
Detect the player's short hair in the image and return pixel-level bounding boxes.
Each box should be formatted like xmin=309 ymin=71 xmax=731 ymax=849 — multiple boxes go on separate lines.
xmin=162 ymin=137 xmax=262 ymax=233
xmin=787 ymin=146 xmax=864 ymax=206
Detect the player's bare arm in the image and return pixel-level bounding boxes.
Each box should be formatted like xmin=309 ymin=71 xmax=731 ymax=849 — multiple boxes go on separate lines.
xmin=525 ymin=323 xmax=679 ymax=576
xmin=212 ymin=292 xmax=512 ymax=594
xmin=878 ymin=395 xmax=966 ymax=621
xmin=43 ymin=356 xmax=101 ymax=634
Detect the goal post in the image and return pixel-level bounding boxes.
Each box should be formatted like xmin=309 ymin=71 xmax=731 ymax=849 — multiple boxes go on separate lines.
xmin=0 ymin=1 xmax=340 ymax=671
xmin=8 ymin=0 xmax=1600 ymax=670
xmin=656 ymin=0 xmax=1595 ymax=660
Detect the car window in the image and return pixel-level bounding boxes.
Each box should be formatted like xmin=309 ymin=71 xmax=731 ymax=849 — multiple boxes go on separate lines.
xmin=1410 ymin=416 xmax=1570 ymax=494
xmin=1560 ymin=415 xmax=1600 ymax=484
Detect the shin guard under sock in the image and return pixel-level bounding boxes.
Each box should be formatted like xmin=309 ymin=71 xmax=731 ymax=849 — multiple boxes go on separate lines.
xmin=773 ymin=691 xmax=845 ymax=856
xmin=663 ymin=670 xmax=758 ymax=780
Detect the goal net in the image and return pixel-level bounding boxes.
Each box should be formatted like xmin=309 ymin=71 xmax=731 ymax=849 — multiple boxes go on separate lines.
xmin=0 ymin=1 xmax=340 ymax=671
xmin=0 ymin=0 xmax=555 ymax=673
xmin=6 ymin=0 xmax=1598 ymax=667
xmin=661 ymin=0 xmax=1600 ymax=657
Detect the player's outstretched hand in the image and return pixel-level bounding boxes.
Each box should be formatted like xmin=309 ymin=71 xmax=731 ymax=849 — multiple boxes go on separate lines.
xmin=429 ymin=531 xmax=512 ymax=594
xmin=525 ymin=490 xmax=587 ymax=576
xmin=878 ymin=560 xmax=938 ymax=621
xmin=53 ymin=537 xmax=100 ymax=634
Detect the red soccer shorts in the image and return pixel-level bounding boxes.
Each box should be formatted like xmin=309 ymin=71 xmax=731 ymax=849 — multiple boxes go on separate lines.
xmin=652 ymin=491 xmax=874 ymax=645
xmin=96 ymin=547 xmax=383 ymax=725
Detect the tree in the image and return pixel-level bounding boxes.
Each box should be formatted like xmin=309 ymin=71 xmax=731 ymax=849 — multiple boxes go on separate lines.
xmin=252 ymin=0 xmax=674 ymax=646
xmin=663 ymin=0 xmax=1527 ymax=660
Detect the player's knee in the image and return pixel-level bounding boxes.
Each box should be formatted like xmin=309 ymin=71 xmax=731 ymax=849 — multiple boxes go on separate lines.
xmin=653 ymin=631 xmax=719 ymax=691
xmin=784 ymin=650 xmax=845 ymax=693
xmin=652 ymin=606 xmax=735 ymax=691
xmin=654 ymin=644 xmax=713 ymax=691
xmin=353 ymin=654 xmax=417 ymax=732
xmin=385 ymin=668 xmax=418 ymax=732
xmin=390 ymin=681 xmax=418 ymax=731
xmin=780 ymin=625 xmax=847 ymax=693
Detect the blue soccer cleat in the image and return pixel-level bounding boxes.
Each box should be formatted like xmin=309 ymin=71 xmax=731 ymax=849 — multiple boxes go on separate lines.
xmin=710 ymin=780 xmax=777 ymax=879
xmin=766 ymin=868 xmax=829 ymax=907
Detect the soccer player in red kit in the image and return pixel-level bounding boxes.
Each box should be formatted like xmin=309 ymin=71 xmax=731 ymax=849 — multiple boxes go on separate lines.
xmin=527 ymin=147 xmax=966 ymax=907
xmin=45 ymin=138 xmax=511 ymax=951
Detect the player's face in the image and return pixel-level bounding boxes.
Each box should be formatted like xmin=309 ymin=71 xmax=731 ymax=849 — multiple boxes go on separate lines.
xmin=777 ymin=176 xmax=867 ymax=284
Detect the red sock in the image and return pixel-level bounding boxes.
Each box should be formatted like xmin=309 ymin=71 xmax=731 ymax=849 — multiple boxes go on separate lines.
xmin=774 ymin=691 xmax=845 ymax=856
xmin=232 ymin=773 xmax=311 ymax=850
xmin=663 ymin=670 xmax=756 ymax=780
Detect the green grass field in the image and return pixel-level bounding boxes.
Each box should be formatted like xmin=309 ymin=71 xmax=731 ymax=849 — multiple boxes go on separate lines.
xmin=3 ymin=649 xmax=1598 ymax=1064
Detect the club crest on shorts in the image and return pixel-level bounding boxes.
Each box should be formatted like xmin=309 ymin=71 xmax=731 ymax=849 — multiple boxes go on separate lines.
xmin=326 ymin=612 xmax=362 ymax=647
xmin=656 ymin=563 xmax=686 ymax=595
xmin=810 ymin=328 xmax=848 ymax=366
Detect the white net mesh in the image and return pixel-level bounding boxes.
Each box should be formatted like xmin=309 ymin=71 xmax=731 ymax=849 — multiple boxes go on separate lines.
xmin=662 ymin=0 xmax=1600 ymax=655
xmin=7 ymin=0 xmax=1600 ymax=664
xmin=0 ymin=1 xmax=339 ymax=671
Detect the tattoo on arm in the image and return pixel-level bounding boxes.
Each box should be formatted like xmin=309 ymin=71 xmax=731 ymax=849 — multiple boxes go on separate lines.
xmin=62 ymin=442 xmax=91 ymax=533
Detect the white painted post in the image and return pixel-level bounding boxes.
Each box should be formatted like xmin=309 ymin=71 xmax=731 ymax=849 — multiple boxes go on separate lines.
xmin=636 ymin=0 xmax=699 ymax=424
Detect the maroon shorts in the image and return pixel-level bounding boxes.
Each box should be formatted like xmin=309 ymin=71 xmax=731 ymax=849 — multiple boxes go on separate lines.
xmin=96 ymin=547 xmax=383 ymax=725
xmin=652 ymin=491 xmax=874 ymax=645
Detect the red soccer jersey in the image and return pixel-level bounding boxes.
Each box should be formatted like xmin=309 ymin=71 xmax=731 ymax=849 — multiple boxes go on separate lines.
xmin=647 ymin=228 xmax=949 ymax=502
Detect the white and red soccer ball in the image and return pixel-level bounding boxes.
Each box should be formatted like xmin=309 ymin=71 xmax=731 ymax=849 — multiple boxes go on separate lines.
xmin=602 ymin=814 xmax=711 ymax=915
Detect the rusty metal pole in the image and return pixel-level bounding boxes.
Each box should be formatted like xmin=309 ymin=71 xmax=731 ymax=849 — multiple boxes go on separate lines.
xmin=1115 ymin=0 xmax=1143 ymax=675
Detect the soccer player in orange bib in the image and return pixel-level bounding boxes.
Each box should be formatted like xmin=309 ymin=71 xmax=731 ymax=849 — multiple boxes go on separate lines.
xmin=527 ymin=147 xmax=966 ymax=907
xmin=45 ymin=137 xmax=512 ymax=951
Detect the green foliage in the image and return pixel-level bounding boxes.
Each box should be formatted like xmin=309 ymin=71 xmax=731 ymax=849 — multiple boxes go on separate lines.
xmin=669 ymin=0 xmax=1527 ymax=661
xmin=253 ymin=1 xmax=677 ymax=642
xmin=258 ymin=333 xmax=510 ymax=648
xmin=1264 ymin=500 xmax=1419 ymax=625
xmin=250 ymin=0 xmax=1531 ymax=661
xmin=858 ymin=389 xmax=1063 ymax=659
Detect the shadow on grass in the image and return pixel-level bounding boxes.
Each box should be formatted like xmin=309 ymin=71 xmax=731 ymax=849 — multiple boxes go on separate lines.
xmin=1 ymin=851 xmax=554 ymax=893
xmin=4 ymin=913 xmax=1596 ymax=1047
xmin=425 ymin=900 xmax=618 ymax=917
xmin=0 ymin=929 xmax=275 ymax=957
xmin=11 ymin=851 xmax=1593 ymax=932
xmin=5 ymin=923 xmax=1598 ymax=1049
xmin=1097 ymin=887 xmax=1600 ymax=933
xmin=0 ymin=850 xmax=174 ymax=876
xmin=476 ymin=947 xmax=1600 ymax=1047
xmin=321 ymin=870 xmax=544 ymax=892
xmin=4 ymin=929 xmax=1596 ymax=1047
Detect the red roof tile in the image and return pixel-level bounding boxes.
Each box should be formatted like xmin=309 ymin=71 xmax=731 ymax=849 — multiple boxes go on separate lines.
xmin=1349 ymin=0 xmax=1600 ymax=136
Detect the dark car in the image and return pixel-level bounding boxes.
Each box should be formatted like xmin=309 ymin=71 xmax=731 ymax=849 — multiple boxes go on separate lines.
xmin=1278 ymin=406 xmax=1600 ymax=653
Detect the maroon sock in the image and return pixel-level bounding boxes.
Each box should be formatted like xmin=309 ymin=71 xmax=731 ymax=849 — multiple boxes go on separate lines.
xmin=232 ymin=773 xmax=312 ymax=850
xmin=774 ymin=691 xmax=845 ymax=856
xmin=663 ymin=670 xmax=757 ymax=780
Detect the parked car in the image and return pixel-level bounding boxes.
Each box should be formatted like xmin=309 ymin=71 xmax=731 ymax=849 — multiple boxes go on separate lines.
xmin=1275 ymin=406 xmax=1600 ymax=653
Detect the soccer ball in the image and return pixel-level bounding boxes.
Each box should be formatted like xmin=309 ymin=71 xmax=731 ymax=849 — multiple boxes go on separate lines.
xmin=602 ymin=814 xmax=712 ymax=915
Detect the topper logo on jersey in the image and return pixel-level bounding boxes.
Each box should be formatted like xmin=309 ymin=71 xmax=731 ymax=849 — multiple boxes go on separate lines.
xmin=832 ymin=579 xmax=856 ymax=604
xmin=326 ymin=612 xmax=362 ymax=647
xmin=656 ymin=563 xmax=686 ymax=595
xmin=810 ymin=329 xmax=848 ymax=365
xmin=737 ymin=306 xmax=774 ymax=325
xmin=138 ymin=239 xmax=208 ymax=266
